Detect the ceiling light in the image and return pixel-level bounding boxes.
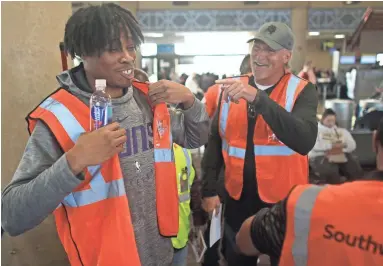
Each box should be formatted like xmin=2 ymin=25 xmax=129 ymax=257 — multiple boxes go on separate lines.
xmin=309 ymin=32 xmax=320 ymax=36
xmin=335 ymin=34 xmax=345 ymax=39
xmin=143 ymin=33 xmax=164 ymax=38
xmin=344 ymin=1 xmax=360 ymax=5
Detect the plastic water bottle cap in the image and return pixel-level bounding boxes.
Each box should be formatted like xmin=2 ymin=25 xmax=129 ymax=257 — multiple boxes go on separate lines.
xmin=95 ymin=79 xmax=106 ymax=88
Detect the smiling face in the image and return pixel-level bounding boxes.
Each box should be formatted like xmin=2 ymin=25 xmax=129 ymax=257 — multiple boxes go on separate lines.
xmin=250 ymin=40 xmax=291 ymax=85
xmin=82 ymin=29 xmax=137 ymax=91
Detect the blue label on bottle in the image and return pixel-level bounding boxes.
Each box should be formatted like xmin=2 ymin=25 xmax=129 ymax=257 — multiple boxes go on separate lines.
xmin=91 ymin=105 xmax=106 ymax=130
xmin=107 ymin=104 xmax=113 ymax=124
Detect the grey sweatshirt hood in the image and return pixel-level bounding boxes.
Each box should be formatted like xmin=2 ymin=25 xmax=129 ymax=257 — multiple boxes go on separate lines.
xmin=56 ymin=64 xmax=136 ymax=107
xmin=56 ymin=64 xmax=93 ymax=93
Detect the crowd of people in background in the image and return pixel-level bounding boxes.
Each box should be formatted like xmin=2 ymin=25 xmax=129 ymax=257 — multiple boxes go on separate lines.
xmin=144 ymin=55 xmax=383 ymax=179
xmin=155 ymin=60 xmax=344 ymax=103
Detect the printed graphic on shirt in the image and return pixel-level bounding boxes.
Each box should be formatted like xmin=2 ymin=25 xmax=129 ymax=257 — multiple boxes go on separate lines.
xmin=268 ymin=133 xmax=285 ymax=145
xmin=321 ymin=131 xmax=344 ymax=142
xmin=119 ymin=122 xmax=154 ymax=158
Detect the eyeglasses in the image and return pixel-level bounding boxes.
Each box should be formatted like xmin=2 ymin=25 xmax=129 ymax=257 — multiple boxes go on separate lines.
xmin=251 ymin=44 xmax=276 ymax=56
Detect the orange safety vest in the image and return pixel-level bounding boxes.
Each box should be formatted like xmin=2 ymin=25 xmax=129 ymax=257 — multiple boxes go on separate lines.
xmin=218 ymin=73 xmax=309 ymax=203
xmin=280 ymin=182 xmax=383 ymax=266
xmin=204 ymin=84 xmax=220 ymax=118
xmin=26 ymin=81 xmax=178 ymax=266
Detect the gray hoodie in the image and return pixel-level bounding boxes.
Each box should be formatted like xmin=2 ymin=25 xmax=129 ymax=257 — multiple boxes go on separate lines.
xmin=1 ymin=65 xmax=210 ymax=265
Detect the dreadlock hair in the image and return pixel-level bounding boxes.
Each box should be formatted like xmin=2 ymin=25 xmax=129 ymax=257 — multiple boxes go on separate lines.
xmin=64 ymin=3 xmax=144 ymax=59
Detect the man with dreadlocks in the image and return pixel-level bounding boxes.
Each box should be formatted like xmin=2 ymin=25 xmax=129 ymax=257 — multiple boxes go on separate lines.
xmin=2 ymin=3 xmax=209 ymax=266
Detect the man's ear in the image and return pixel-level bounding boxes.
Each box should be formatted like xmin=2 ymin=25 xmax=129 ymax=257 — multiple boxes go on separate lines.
xmin=283 ymin=51 xmax=292 ymax=65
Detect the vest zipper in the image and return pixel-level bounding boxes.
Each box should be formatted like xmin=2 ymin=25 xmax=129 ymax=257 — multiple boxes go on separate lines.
xmin=62 ymin=204 xmax=85 ymax=266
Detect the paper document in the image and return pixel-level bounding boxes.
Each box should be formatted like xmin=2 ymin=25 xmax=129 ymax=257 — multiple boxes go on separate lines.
xmin=209 ymin=204 xmax=222 ymax=248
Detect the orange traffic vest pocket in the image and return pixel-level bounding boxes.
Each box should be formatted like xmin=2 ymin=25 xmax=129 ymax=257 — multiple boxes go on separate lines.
xmin=222 ymin=138 xmax=246 ymax=200
xmin=223 ymin=156 xmax=245 ymax=200
xmin=255 ymin=154 xmax=308 ymax=203
xmin=56 ymin=197 xmax=138 ymax=266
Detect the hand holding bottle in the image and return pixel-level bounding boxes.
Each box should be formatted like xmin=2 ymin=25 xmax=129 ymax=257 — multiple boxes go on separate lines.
xmin=66 ymin=122 xmax=126 ymax=175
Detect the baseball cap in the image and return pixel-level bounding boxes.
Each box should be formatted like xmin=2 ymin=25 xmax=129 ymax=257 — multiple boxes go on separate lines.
xmin=247 ymin=22 xmax=295 ymax=51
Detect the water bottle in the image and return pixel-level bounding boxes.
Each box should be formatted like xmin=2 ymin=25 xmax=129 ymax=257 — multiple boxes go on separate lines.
xmin=90 ymin=79 xmax=112 ymax=131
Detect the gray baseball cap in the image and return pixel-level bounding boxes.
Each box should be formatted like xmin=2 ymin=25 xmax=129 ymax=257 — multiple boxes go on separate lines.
xmin=247 ymin=22 xmax=295 ymax=51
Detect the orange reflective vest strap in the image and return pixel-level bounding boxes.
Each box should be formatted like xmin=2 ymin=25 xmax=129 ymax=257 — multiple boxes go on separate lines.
xmin=204 ymin=84 xmax=220 ymax=118
xmin=55 ymin=196 xmax=139 ymax=266
xmin=27 ymin=88 xmax=140 ymax=266
xmin=152 ymin=102 xmax=179 ymax=236
xmin=280 ymin=182 xmax=383 ymax=266
xmin=132 ymin=81 xmax=179 ymax=236
xmin=218 ymin=75 xmax=250 ymax=200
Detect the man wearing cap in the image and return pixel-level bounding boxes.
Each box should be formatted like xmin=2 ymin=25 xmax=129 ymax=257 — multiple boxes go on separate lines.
xmin=201 ymin=22 xmax=318 ymax=266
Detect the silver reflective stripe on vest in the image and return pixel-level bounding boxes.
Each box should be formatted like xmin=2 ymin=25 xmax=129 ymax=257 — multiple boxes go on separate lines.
xmin=292 ymin=186 xmax=325 ymax=266
xmin=285 ymin=75 xmax=301 ymax=112
xmin=219 ymin=77 xmax=242 ymax=137
xmin=254 ymin=145 xmax=295 ymax=156
xmin=179 ymin=148 xmax=191 ymax=202
xmin=40 ymin=97 xmax=84 ymax=143
xmin=223 ymin=139 xmax=246 ymax=159
xmin=179 ymin=193 xmax=190 ymax=203
xmin=220 ymin=100 xmax=230 ymax=136
xmin=40 ymin=97 xmax=126 ymax=207
xmin=154 ymin=148 xmax=173 ymax=162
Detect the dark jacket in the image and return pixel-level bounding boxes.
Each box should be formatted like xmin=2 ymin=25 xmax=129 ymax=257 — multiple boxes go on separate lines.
xmin=190 ymin=163 xmax=209 ymax=226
